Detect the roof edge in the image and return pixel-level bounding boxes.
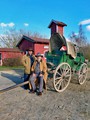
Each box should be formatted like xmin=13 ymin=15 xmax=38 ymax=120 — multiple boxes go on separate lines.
xmin=48 ymin=19 xmax=67 ymax=28
xmin=16 ymin=35 xmax=35 ymax=47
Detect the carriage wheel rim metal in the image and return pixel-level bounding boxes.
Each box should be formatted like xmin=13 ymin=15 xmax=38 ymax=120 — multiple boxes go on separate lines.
xmin=78 ymin=63 xmax=88 ymax=85
xmin=53 ymin=62 xmax=71 ymax=92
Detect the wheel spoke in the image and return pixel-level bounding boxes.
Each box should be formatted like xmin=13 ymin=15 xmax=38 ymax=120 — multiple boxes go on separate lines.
xmin=64 ymin=78 xmax=69 ymax=82
xmin=64 ymin=65 xmax=69 ymax=72
xmin=58 ymin=81 xmax=62 ymax=90
xmin=55 ymin=77 xmax=62 ymax=81
xmin=56 ymin=71 xmax=62 ymax=76
xmin=62 ymin=79 xmax=66 ymax=87
xmin=79 ymin=71 xmax=87 ymax=78
xmin=65 ymin=69 xmax=70 ymax=75
xmin=55 ymin=79 xmax=61 ymax=86
xmin=79 ymin=75 xmax=85 ymax=83
xmin=65 ymin=74 xmax=71 ymax=77
xmin=61 ymin=81 xmax=64 ymax=89
xmin=79 ymin=74 xmax=83 ymax=78
xmin=60 ymin=67 xmax=63 ymax=74
xmin=63 ymin=64 xmax=66 ymax=71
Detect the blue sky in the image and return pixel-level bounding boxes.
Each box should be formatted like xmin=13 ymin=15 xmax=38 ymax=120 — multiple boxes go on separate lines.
xmin=0 ymin=0 xmax=90 ymax=41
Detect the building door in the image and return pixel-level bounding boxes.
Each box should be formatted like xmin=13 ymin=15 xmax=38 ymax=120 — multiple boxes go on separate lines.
xmin=0 ymin=53 xmax=2 ymax=66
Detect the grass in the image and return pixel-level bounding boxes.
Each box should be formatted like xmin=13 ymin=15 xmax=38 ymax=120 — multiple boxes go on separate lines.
xmin=0 ymin=62 xmax=90 ymax=71
xmin=0 ymin=66 xmax=24 ymax=71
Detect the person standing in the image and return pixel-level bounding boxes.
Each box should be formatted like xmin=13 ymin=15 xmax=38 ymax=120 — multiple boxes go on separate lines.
xmin=29 ymin=53 xmax=47 ymax=96
xmin=22 ymin=48 xmax=35 ymax=90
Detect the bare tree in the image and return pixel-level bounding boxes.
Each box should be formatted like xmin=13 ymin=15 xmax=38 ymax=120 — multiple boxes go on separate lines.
xmin=78 ymin=25 xmax=87 ymax=46
xmin=0 ymin=29 xmax=23 ymax=48
xmin=0 ymin=28 xmax=47 ymax=48
xmin=69 ymin=25 xmax=87 ymax=46
xmin=69 ymin=25 xmax=90 ymax=60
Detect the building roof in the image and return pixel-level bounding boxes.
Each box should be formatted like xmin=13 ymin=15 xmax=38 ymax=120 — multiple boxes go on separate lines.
xmin=31 ymin=36 xmax=49 ymax=43
xmin=0 ymin=48 xmax=21 ymax=52
xmin=48 ymin=19 xmax=67 ymax=28
xmin=16 ymin=35 xmax=49 ymax=47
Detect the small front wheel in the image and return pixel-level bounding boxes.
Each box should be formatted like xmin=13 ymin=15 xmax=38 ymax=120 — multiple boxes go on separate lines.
xmin=53 ymin=63 xmax=71 ymax=92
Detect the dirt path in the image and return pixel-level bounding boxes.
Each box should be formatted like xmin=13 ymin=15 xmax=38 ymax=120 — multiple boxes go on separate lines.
xmin=0 ymin=70 xmax=90 ymax=120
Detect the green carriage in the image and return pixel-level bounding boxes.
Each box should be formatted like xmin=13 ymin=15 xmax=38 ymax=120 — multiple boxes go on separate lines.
xmin=46 ymin=33 xmax=88 ymax=92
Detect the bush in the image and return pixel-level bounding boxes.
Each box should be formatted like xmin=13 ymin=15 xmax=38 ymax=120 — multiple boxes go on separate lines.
xmin=82 ymin=45 xmax=90 ymax=62
xmin=3 ymin=57 xmax=22 ymax=66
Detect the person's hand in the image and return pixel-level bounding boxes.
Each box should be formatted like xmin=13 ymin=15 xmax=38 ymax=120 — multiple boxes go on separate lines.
xmin=39 ymin=74 xmax=43 ymax=77
xmin=33 ymin=73 xmax=36 ymax=77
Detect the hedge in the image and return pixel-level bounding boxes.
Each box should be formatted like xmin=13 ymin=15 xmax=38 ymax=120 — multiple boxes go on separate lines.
xmin=3 ymin=57 xmax=22 ymax=67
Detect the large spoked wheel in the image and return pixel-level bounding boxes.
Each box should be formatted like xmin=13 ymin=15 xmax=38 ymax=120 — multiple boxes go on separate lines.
xmin=78 ymin=63 xmax=88 ymax=85
xmin=53 ymin=63 xmax=71 ymax=92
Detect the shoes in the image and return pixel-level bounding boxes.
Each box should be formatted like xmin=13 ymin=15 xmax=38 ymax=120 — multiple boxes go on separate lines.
xmin=37 ymin=92 xmax=42 ymax=96
xmin=29 ymin=90 xmax=42 ymax=96
xmin=29 ymin=89 xmax=37 ymax=94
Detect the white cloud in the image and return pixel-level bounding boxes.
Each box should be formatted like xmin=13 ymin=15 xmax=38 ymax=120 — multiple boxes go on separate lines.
xmin=0 ymin=22 xmax=15 ymax=28
xmin=8 ymin=22 xmax=15 ymax=27
xmin=66 ymin=38 xmax=71 ymax=42
xmin=86 ymin=25 xmax=90 ymax=31
xmin=0 ymin=23 xmax=7 ymax=27
xmin=79 ymin=19 xmax=90 ymax=25
xmin=24 ymin=23 xmax=29 ymax=27
xmin=74 ymin=32 xmax=79 ymax=36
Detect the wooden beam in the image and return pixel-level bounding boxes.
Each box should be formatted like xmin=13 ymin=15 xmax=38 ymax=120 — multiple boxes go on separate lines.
xmin=0 ymin=81 xmax=29 ymax=94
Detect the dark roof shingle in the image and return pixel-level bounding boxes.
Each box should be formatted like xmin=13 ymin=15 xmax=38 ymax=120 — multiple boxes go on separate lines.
xmin=48 ymin=19 xmax=67 ymax=28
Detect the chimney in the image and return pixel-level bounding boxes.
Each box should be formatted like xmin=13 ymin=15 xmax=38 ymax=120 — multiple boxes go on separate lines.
xmin=48 ymin=20 xmax=67 ymax=36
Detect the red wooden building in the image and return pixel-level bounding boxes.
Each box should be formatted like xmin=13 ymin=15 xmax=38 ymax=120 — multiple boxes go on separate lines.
xmin=0 ymin=48 xmax=22 ymax=66
xmin=16 ymin=36 xmax=49 ymax=55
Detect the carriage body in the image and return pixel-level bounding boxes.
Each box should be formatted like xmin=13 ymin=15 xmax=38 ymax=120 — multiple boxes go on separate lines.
xmin=46 ymin=33 xmax=88 ymax=92
xmin=46 ymin=50 xmax=85 ymax=71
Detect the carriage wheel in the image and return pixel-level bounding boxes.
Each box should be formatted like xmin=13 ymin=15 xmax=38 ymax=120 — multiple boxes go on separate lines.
xmin=78 ymin=63 xmax=88 ymax=85
xmin=53 ymin=63 xmax=71 ymax=92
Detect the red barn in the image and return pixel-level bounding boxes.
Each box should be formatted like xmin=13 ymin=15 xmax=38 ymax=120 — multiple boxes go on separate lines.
xmin=16 ymin=35 xmax=49 ymax=55
xmin=0 ymin=48 xmax=22 ymax=66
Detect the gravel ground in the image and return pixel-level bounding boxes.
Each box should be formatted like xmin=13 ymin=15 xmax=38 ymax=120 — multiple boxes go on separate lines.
xmin=0 ymin=69 xmax=90 ymax=120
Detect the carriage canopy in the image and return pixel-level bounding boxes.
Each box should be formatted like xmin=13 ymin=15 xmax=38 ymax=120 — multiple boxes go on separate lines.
xmin=49 ymin=33 xmax=67 ymax=52
xmin=49 ymin=33 xmax=77 ymax=58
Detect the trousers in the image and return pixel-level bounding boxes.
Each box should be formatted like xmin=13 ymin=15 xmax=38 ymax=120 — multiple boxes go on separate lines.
xmin=24 ymin=73 xmax=30 ymax=89
xmin=30 ymin=73 xmax=43 ymax=92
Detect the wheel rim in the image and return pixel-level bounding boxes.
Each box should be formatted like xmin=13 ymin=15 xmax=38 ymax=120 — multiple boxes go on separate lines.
xmin=53 ymin=63 xmax=71 ymax=92
xmin=78 ymin=63 xmax=88 ymax=85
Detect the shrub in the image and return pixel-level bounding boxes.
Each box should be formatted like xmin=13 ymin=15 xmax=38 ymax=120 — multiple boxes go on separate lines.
xmin=3 ymin=57 xmax=22 ymax=66
xmin=82 ymin=45 xmax=90 ymax=62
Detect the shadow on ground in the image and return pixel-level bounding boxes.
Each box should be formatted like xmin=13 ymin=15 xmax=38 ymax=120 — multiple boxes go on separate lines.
xmin=1 ymin=72 xmax=23 ymax=85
